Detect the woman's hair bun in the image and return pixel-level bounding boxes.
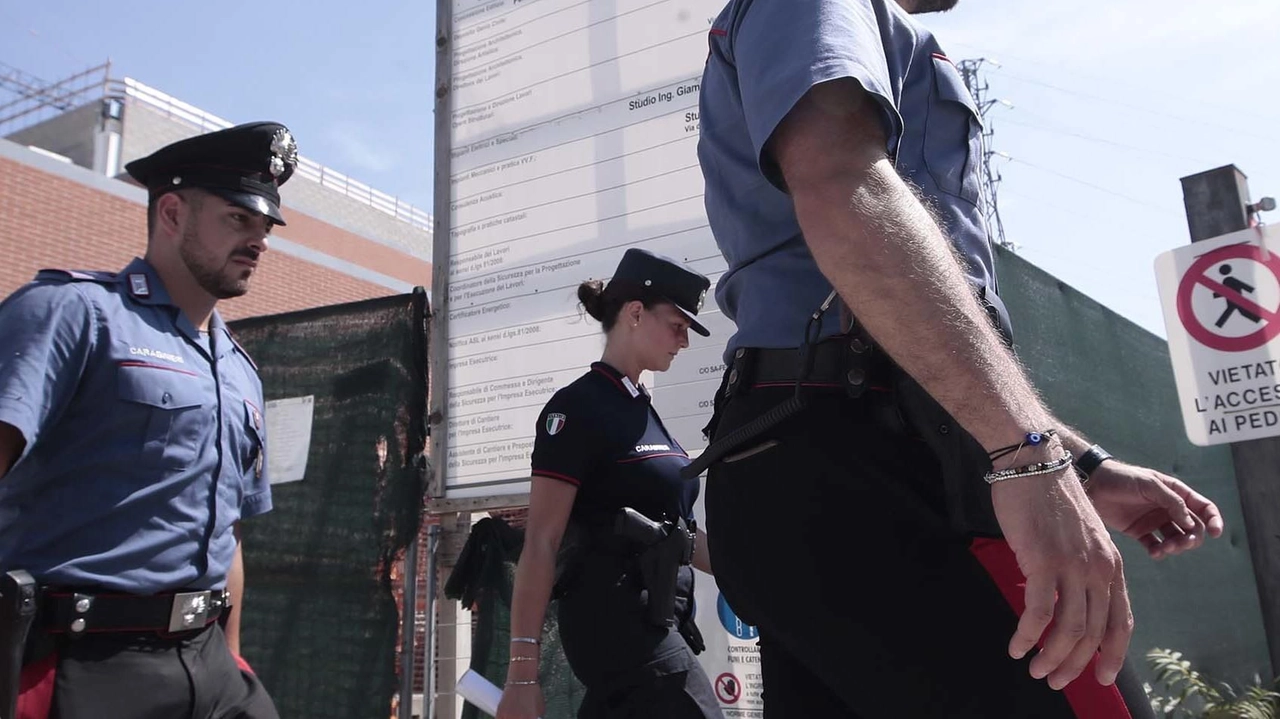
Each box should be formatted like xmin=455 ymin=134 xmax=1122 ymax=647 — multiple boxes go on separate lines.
xmin=577 ymin=279 xmax=607 ymax=322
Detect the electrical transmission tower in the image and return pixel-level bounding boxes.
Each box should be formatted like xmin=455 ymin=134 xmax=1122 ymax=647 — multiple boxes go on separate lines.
xmin=957 ymin=58 xmax=1015 ymax=252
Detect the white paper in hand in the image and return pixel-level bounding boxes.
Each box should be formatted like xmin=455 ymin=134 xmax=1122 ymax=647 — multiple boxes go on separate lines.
xmin=456 ymin=669 xmax=503 ymax=716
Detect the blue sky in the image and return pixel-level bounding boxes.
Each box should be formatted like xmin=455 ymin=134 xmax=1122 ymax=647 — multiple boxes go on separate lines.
xmin=4 ymin=0 xmax=1277 ymax=336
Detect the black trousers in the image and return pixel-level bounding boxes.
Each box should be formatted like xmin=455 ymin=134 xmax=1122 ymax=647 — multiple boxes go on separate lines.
xmin=704 ymin=384 xmax=1154 ymax=719
xmin=51 ymin=622 xmax=278 ymax=719
xmin=558 ymin=556 xmax=722 ymax=719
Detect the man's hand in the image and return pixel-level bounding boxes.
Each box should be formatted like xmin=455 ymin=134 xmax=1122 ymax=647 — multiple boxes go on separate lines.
xmin=1085 ymin=462 xmax=1225 ymax=559
xmin=991 ymin=467 xmax=1132 ymax=691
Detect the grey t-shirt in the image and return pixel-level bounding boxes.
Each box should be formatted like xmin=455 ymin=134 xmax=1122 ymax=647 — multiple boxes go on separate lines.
xmin=698 ymin=0 xmax=996 ymax=360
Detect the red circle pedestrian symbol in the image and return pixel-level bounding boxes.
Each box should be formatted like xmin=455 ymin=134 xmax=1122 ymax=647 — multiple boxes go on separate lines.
xmin=1176 ymin=243 xmax=1280 ymax=352
xmin=714 ymin=672 xmax=741 ymax=704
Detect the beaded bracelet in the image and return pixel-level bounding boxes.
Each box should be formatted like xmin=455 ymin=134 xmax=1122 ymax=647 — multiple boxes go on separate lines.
xmin=988 ymin=429 xmax=1057 ymax=465
xmin=983 ymin=450 xmax=1074 ymax=485
xmin=511 ymin=636 xmax=540 ymax=646
xmin=506 ymin=679 xmax=539 ymax=686
xmin=509 ymin=656 xmax=537 ymax=662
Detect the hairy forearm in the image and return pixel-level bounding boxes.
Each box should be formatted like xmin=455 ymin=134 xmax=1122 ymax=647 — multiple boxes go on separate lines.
xmin=795 ymin=162 xmax=1051 ymax=451
xmin=1056 ymin=426 xmax=1096 ymax=460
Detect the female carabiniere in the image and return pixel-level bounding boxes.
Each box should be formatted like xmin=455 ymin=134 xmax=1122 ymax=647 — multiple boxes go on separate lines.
xmin=496 ymin=249 xmax=723 ymax=719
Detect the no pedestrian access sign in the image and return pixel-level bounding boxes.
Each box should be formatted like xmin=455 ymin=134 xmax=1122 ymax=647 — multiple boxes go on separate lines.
xmin=1156 ymin=225 xmax=1280 ymax=445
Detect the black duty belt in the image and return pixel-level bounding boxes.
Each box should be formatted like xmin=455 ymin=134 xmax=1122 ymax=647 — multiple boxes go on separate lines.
xmin=41 ymin=588 xmax=230 ymax=635
xmin=725 ymin=335 xmax=891 ymax=395
xmin=682 ymin=333 xmax=889 ymax=479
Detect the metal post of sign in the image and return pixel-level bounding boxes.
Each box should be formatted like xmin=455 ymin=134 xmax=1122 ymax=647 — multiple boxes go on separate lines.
xmin=430 ymin=512 xmax=468 ymax=719
xmin=428 ymin=0 xmax=453 ymax=502
xmin=398 ymin=533 xmax=420 ymax=719
xmin=1180 ymin=164 xmax=1280 ymax=675
xmin=424 ymin=523 xmax=442 ymax=719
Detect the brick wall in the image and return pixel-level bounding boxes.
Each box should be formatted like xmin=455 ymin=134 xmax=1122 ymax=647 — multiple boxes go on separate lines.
xmin=0 ymin=153 xmax=424 ymax=321
xmin=279 ymin=210 xmax=432 ymax=290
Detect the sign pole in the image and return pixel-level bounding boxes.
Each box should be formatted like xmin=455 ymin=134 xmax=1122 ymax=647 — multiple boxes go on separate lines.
xmin=1180 ymin=164 xmax=1280 ymax=675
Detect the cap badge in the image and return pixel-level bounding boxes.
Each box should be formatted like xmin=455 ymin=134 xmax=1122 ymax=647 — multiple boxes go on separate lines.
xmin=128 ymin=273 xmax=150 ymax=297
xmin=545 ymin=413 xmax=567 ymax=436
xmin=268 ymin=128 xmax=298 ymax=178
xmin=696 ymin=289 xmax=706 ymax=312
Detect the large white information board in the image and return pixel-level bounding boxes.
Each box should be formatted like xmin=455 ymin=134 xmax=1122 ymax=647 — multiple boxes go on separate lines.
xmin=443 ymin=0 xmax=731 ymax=499
xmin=439 ymin=1 xmax=764 ymax=714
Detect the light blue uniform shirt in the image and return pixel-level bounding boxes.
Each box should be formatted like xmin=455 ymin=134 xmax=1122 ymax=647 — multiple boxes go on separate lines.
xmin=698 ymin=0 xmax=998 ymax=360
xmin=0 ymin=257 xmax=272 ymax=592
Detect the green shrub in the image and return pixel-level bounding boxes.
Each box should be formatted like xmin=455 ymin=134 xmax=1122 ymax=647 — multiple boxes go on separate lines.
xmin=1144 ymin=648 xmax=1279 ymax=719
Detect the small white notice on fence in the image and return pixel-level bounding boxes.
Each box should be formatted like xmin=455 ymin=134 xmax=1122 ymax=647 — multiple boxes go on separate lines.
xmin=265 ymin=395 xmax=315 ymax=485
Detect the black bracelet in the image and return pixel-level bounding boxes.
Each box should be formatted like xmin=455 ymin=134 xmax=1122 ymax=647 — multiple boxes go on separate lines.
xmin=1074 ymin=444 xmax=1113 ymax=478
xmin=988 ymin=429 xmax=1057 ymax=463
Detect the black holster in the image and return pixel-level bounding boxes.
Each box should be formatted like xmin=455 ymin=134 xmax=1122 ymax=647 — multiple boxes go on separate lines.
xmin=614 ymin=510 xmax=693 ymax=628
xmin=0 ymin=570 xmax=38 ymax=719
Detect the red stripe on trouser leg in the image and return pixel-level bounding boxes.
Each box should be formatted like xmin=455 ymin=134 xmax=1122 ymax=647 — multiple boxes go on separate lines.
xmin=234 ymin=652 xmax=256 ymax=675
xmin=969 ymin=538 xmax=1133 ymax=719
xmin=17 ymin=650 xmax=57 ymax=719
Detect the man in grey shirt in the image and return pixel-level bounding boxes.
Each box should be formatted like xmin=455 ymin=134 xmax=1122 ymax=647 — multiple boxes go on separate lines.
xmin=693 ymin=0 xmax=1224 ymax=716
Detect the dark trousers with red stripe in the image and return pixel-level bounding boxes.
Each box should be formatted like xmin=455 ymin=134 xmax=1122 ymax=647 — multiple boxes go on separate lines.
xmin=19 ymin=621 xmax=277 ymax=719
xmin=703 ymin=385 xmax=1153 ymax=719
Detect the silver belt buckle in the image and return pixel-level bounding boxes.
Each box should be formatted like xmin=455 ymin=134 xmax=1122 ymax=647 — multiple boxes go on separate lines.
xmin=167 ymin=591 xmax=212 ymax=632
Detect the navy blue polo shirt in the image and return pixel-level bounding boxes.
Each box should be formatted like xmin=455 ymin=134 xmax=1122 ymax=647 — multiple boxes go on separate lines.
xmin=531 ymin=363 xmax=698 ymax=526
xmin=0 ymin=257 xmax=272 ymax=592
xmin=698 ymin=0 xmax=997 ymax=360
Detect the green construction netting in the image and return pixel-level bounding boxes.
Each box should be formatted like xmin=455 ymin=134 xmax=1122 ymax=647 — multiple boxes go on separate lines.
xmin=995 ymin=245 xmax=1268 ymax=685
xmin=445 ymin=516 xmax=587 ymax=719
xmin=228 ymin=289 xmax=430 ymax=719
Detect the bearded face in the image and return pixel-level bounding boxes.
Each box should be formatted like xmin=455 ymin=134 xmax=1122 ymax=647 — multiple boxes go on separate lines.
xmin=906 ymin=0 xmax=959 ymax=13
xmin=177 ymin=193 xmax=270 ymax=300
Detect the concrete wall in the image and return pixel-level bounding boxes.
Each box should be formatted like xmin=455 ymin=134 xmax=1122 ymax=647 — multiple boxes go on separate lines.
xmin=5 ymin=102 xmax=101 ymax=168
xmin=117 ymin=100 xmax=205 ymax=172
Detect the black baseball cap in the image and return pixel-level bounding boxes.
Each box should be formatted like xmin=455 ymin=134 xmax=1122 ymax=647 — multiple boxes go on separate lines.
xmin=125 ymin=121 xmax=298 ymax=225
xmin=612 ymin=248 xmax=711 ymax=336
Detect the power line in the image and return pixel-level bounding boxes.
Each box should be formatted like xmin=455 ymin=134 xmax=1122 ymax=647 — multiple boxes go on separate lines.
xmin=995 ymin=115 xmax=1217 ymax=166
xmin=999 ymin=186 xmax=1163 ymax=237
xmin=993 ymin=69 xmax=1274 ymax=142
xmin=1002 ymin=154 xmax=1180 ymax=212
xmin=995 ymin=189 xmax=1166 ymax=308
xmin=0 ymin=10 xmax=92 ymax=70
xmin=947 ymin=39 xmax=1280 ymax=125
xmin=956 ymin=58 xmax=1184 ymax=258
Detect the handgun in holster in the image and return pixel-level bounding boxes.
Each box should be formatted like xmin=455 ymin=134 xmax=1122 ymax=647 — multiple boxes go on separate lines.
xmin=0 ymin=570 xmax=38 ymax=719
xmin=613 ymin=508 xmax=693 ymax=628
